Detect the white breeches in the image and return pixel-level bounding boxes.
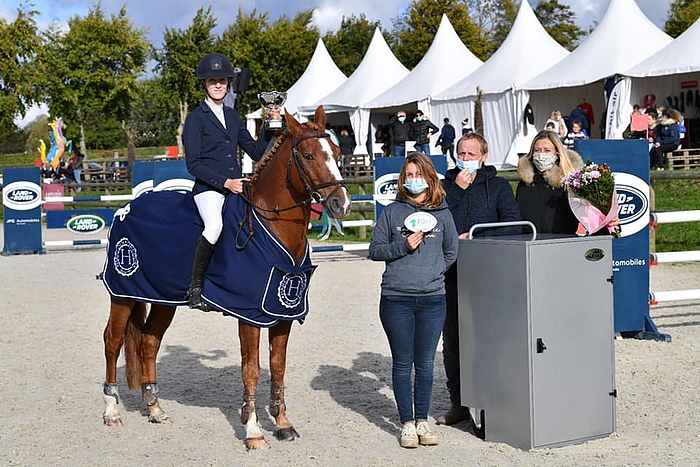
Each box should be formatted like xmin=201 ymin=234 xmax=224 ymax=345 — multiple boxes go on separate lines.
xmin=194 ymin=190 xmax=225 ymax=244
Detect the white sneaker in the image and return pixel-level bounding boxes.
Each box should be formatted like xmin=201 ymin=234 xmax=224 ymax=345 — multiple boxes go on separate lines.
xmin=400 ymin=422 xmax=418 ymax=448
xmin=415 ymin=421 xmax=439 ymax=446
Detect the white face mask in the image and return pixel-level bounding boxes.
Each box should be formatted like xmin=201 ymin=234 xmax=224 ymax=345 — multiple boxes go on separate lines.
xmin=457 ymin=159 xmax=480 ymax=174
xmin=532 ymin=153 xmax=558 ymax=172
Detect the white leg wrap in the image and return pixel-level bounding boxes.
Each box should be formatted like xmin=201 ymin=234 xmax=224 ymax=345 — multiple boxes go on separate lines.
xmin=244 ymin=411 xmax=263 ymax=440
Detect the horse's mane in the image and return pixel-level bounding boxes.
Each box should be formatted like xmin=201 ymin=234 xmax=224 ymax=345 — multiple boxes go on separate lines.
xmin=250 ymin=121 xmax=323 ymax=184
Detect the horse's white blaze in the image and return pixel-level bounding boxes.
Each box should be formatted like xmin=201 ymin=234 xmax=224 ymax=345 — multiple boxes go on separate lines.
xmin=319 ymin=138 xmax=343 ymax=181
xmin=103 ymin=394 xmax=119 ymax=420
xmin=319 ymin=138 xmax=352 ymax=211
xmin=244 ymin=411 xmax=264 ymax=440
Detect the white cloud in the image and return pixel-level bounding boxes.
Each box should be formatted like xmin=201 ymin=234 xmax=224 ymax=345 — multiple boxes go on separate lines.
xmin=14 ymin=104 xmax=49 ymax=129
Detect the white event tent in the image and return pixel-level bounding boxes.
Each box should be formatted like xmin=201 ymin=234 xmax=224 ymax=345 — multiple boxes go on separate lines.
xmin=616 ymin=16 xmax=700 ymax=144
xmin=299 ymin=28 xmax=410 ymax=153
xmin=430 ymin=0 xmax=569 ymax=168
xmin=521 ymin=0 xmax=673 ymax=141
xmin=363 ymin=14 xmax=483 ymax=152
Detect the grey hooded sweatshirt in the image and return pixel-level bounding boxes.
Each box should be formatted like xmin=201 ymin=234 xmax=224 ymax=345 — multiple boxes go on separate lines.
xmin=369 ymin=196 xmax=459 ymax=296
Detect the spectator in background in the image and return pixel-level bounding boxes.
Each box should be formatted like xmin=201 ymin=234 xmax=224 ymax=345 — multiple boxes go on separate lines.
xmin=568 ymin=105 xmax=590 ymax=136
xmin=388 ymin=110 xmax=411 ymax=157
xmin=41 ymin=162 xmax=56 ymax=181
xmin=545 ymin=109 xmax=568 ymax=139
xmin=57 ymin=159 xmax=75 ymax=183
xmin=437 ymin=117 xmax=456 ymax=165
xmin=646 ymin=109 xmax=659 ymax=144
xmin=375 ymin=123 xmax=391 ymax=157
xmin=563 ymin=120 xmax=588 ymax=149
xmin=338 ymin=129 xmax=356 ymax=163
xmin=69 ymin=147 xmax=85 ymax=192
xmin=411 ymin=110 xmax=439 ymax=156
xmin=650 ymin=108 xmax=681 ymax=171
xmin=325 ymin=123 xmax=340 ymax=147
xmin=461 ymin=118 xmax=473 ymax=135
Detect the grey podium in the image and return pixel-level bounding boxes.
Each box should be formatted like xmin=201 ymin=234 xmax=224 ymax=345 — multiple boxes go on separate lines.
xmin=457 ymin=223 xmax=616 ymax=450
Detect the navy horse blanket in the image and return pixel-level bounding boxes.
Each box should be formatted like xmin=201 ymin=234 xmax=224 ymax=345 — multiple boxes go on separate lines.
xmin=102 ymin=191 xmax=316 ymax=327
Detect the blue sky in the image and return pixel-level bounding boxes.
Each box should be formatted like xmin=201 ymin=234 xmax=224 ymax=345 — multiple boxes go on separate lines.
xmin=2 ymin=0 xmax=673 ymax=127
xmin=1 ymin=0 xmax=673 ymax=47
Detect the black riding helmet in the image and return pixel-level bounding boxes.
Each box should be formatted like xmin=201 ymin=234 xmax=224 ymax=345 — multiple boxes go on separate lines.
xmin=197 ymin=53 xmax=236 ymax=80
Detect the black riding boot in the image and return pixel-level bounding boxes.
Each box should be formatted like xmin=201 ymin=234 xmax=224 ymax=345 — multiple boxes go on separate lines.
xmin=187 ymin=236 xmax=214 ymax=311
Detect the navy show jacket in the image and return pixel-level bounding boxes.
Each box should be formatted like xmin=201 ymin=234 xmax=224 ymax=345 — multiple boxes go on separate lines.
xmin=184 ymin=100 xmax=273 ymax=195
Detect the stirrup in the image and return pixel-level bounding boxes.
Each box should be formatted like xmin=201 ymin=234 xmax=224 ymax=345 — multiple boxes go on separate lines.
xmin=187 ymin=287 xmax=210 ymax=311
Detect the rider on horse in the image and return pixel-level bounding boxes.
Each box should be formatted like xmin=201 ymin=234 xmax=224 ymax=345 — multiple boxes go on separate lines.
xmin=183 ymin=52 xmax=281 ymax=310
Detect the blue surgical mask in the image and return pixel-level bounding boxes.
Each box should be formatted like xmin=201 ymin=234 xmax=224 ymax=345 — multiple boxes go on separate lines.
xmin=416 ymin=115 xmax=423 ymax=121
xmin=403 ymin=178 xmax=429 ymax=194
xmin=398 ymin=116 xmax=406 ymax=123
xmin=457 ymin=159 xmax=480 ymax=174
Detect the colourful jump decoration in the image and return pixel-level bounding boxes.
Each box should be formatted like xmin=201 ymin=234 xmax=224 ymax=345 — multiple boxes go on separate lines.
xmin=43 ymin=118 xmax=68 ymax=170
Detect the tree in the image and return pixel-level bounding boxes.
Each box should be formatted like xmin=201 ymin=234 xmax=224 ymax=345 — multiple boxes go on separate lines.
xmin=0 ymin=3 xmax=43 ymax=132
xmin=479 ymin=0 xmax=519 ymax=56
xmin=37 ymin=4 xmax=150 ymax=155
xmin=533 ymin=0 xmax=587 ymax=51
xmin=128 ymin=78 xmax=179 ymax=148
xmin=392 ymin=0 xmax=488 ymax=66
xmin=665 ymin=0 xmax=700 ymax=38
xmin=154 ymin=7 xmax=218 ymax=154
xmin=219 ymin=9 xmax=319 ymax=115
xmin=324 ymin=14 xmax=382 ymax=76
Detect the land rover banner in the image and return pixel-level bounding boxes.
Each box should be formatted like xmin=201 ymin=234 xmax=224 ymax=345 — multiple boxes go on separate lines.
xmin=2 ymin=167 xmax=43 ymax=255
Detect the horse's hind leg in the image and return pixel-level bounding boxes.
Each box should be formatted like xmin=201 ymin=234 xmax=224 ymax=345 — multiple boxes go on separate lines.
xmin=269 ymin=320 xmax=299 ymax=442
xmin=139 ymin=304 xmax=176 ymax=424
xmin=239 ymin=322 xmax=267 ymax=450
xmin=103 ymin=299 xmax=133 ymax=426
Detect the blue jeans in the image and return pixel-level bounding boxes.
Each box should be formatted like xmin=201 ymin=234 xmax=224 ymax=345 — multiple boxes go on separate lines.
xmin=392 ymin=144 xmax=405 ymax=158
xmin=414 ymin=142 xmax=431 ymax=156
xmin=380 ymin=294 xmax=447 ymax=423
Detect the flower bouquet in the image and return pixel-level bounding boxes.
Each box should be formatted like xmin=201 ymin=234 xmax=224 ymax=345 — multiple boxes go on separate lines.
xmin=560 ymin=160 xmax=621 ymax=238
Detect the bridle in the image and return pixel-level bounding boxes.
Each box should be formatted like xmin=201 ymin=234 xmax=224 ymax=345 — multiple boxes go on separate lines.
xmin=235 ymin=130 xmax=347 ymax=249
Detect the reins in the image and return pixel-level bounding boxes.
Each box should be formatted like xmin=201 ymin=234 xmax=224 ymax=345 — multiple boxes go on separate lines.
xmin=234 ymin=130 xmax=346 ymax=250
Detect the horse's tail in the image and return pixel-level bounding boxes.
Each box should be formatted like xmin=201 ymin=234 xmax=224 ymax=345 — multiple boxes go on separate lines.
xmin=124 ymin=302 xmax=147 ymax=390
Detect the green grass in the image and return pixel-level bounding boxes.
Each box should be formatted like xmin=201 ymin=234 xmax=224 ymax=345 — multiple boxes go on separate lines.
xmin=653 ymin=179 xmax=700 ymax=252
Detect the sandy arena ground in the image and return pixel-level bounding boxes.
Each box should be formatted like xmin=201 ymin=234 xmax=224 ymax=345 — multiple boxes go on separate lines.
xmin=0 ymin=231 xmax=698 ymax=466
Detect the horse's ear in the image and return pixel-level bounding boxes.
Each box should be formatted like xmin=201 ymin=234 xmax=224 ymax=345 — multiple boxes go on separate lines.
xmin=314 ymin=106 xmax=326 ymax=130
xmin=284 ymin=107 xmax=302 ymax=136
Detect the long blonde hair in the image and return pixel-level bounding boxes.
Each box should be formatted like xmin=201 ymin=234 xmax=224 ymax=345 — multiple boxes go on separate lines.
xmin=397 ymin=152 xmax=445 ymax=208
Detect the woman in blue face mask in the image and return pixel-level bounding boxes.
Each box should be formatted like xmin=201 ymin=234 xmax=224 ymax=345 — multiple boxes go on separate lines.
xmin=369 ymin=152 xmax=459 ymax=449
xmin=437 ymin=133 xmax=521 ymax=426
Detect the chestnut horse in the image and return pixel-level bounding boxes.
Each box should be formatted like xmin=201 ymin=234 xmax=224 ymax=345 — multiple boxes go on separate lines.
xmin=102 ymin=106 xmax=351 ymax=450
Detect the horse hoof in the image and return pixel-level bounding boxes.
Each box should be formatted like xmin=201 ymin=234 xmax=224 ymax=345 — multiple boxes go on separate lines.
xmin=103 ymin=416 xmax=123 ymax=427
xmin=149 ymin=414 xmax=172 ymax=424
xmin=245 ymin=437 xmax=269 ymax=451
xmin=274 ymin=427 xmax=300 ymax=442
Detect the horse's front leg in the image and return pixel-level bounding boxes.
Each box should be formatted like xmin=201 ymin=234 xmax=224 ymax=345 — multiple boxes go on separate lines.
xmin=239 ymin=322 xmax=267 ymax=450
xmin=102 ymin=299 xmax=132 ymax=426
xmin=140 ymin=304 xmax=176 ymax=424
xmin=269 ymin=320 xmax=299 ymax=441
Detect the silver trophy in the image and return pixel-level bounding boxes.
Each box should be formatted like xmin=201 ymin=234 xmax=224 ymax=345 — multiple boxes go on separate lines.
xmin=258 ymin=91 xmax=287 ymax=129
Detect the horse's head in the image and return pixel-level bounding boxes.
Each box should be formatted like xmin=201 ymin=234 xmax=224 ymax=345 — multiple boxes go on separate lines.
xmin=284 ymin=106 xmax=351 ymax=219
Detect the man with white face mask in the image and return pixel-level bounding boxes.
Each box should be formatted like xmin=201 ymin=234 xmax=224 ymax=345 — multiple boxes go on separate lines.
xmin=437 ymin=133 xmax=521 ymax=426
